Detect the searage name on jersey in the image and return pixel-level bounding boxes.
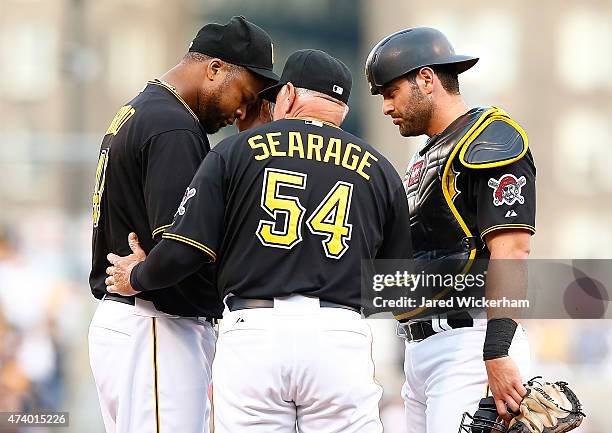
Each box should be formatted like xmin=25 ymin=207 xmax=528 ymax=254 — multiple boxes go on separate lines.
xmin=248 ymin=131 xmax=379 ymax=180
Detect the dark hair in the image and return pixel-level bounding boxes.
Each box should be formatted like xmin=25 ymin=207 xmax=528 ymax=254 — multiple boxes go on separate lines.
xmin=182 ymin=51 xmax=212 ymax=63
xmin=432 ymin=66 xmax=460 ymax=95
xmin=182 ymin=52 xmax=244 ymax=76
xmin=404 ymin=66 xmax=460 ymax=95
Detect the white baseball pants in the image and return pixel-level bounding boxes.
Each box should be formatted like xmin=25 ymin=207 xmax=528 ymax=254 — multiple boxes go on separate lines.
xmin=212 ymin=295 xmax=384 ymax=433
xmin=88 ymin=297 xmax=216 ymax=433
xmin=402 ymin=323 xmax=530 ymax=433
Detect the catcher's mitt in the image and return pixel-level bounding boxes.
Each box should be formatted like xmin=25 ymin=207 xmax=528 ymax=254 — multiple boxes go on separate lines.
xmin=508 ymin=377 xmax=585 ymax=433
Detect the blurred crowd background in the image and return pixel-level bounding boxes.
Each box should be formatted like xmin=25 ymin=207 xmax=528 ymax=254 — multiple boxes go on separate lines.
xmin=1 ymin=0 xmax=612 ymax=432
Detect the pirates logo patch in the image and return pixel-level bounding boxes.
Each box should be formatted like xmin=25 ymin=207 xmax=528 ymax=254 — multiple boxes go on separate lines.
xmin=405 ymin=158 xmax=425 ymax=188
xmin=176 ymin=187 xmax=196 ymax=217
xmin=488 ymin=174 xmax=526 ymax=206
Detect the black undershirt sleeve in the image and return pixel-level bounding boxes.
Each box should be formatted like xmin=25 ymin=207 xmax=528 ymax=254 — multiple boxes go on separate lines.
xmin=130 ymin=239 xmax=208 ymax=292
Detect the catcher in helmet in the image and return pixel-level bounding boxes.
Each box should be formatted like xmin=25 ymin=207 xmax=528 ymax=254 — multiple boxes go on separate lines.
xmin=366 ymin=27 xmax=538 ymax=433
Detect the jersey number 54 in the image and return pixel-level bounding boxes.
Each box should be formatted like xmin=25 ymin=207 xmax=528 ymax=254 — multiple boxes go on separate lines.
xmin=256 ymin=168 xmax=353 ymax=260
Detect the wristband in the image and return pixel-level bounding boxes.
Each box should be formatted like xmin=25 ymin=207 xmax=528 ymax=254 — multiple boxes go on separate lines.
xmin=483 ymin=318 xmax=517 ymax=361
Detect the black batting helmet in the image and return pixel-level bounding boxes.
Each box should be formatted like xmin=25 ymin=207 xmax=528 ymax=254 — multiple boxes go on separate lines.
xmin=365 ymin=27 xmax=479 ymax=95
xmin=458 ymin=397 xmax=506 ymax=433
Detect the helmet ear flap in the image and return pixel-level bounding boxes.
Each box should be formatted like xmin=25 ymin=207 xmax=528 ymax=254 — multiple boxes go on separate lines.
xmin=458 ymin=397 xmax=507 ymax=433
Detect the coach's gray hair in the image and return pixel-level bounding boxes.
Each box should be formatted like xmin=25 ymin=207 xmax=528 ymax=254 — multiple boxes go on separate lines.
xmin=295 ymin=87 xmax=349 ymax=120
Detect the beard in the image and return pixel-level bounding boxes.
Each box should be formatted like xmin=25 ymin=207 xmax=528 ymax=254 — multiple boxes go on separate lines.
xmin=396 ymin=84 xmax=434 ymax=137
xmin=197 ymin=89 xmax=227 ymax=134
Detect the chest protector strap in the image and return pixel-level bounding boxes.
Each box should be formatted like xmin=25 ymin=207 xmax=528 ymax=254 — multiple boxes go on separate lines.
xmin=441 ymin=107 xmax=528 ymax=263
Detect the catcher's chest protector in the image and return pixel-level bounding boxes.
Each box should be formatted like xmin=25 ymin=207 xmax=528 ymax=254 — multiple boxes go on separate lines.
xmin=404 ymin=107 xmax=492 ymax=258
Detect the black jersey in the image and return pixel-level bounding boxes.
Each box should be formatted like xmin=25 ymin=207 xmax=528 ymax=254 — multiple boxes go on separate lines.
xmin=448 ymin=151 xmax=536 ymax=250
xmin=163 ymin=118 xmax=412 ymax=310
xmin=89 ymin=79 xmax=223 ymax=318
xmin=391 ymin=107 xmax=536 ymax=321
xmin=404 ymin=107 xmax=536 ymax=259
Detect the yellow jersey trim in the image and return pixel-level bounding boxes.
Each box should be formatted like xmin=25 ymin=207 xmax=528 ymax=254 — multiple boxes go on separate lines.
xmin=480 ymin=224 xmax=536 ymax=240
xmin=149 ymin=79 xmax=199 ymax=122
xmin=442 ymin=108 xmax=498 ymax=260
xmin=151 ymin=318 xmax=160 ymax=433
xmin=458 ymin=113 xmax=529 ymax=169
xmin=161 ymin=232 xmax=217 ymax=262
xmin=152 ymin=224 xmax=172 ymax=238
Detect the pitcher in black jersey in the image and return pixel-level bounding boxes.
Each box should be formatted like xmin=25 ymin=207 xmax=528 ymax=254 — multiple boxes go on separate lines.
xmin=88 ymin=17 xmax=277 ymax=433
xmin=106 ymin=50 xmax=412 ymax=433
xmin=366 ymin=27 xmax=535 ymax=433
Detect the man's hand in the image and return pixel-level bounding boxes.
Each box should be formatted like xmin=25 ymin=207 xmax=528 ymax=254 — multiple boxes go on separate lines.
xmin=105 ymin=232 xmax=146 ymax=296
xmin=236 ymin=98 xmax=273 ymax=131
xmin=485 ymin=356 xmax=527 ymax=421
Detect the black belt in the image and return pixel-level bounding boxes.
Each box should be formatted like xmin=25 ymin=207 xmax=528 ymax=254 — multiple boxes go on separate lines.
xmin=399 ymin=312 xmax=473 ymax=342
xmin=226 ymin=296 xmax=360 ymax=314
xmin=104 ymin=293 xmax=135 ymax=305
xmin=104 ymin=293 xmax=217 ymax=325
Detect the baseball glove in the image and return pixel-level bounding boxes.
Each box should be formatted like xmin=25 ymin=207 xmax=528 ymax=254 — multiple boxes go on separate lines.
xmin=508 ymin=377 xmax=585 ymax=433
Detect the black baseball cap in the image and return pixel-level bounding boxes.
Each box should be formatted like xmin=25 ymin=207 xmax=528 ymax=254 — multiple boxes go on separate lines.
xmin=189 ymin=16 xmax=279 ymax=82
xmin=259 ymin=49 xmax=352 ymax=104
